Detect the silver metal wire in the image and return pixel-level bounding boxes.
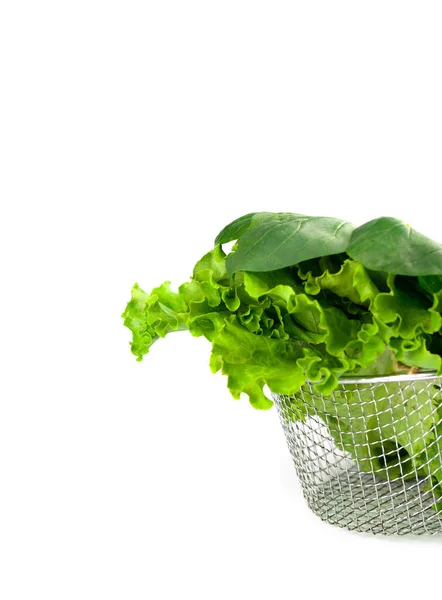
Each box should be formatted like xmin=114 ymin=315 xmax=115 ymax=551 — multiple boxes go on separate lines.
xmin=273 ymin=372 xmax=442 ymax=535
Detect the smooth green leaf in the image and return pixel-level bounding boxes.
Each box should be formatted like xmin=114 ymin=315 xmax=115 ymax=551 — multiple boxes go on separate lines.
xmin=214 ymin=212 xmax=292 ymax=245
xmin=348 ymin=217 xmax=442 ymax=275
xmin=226 ymin=214 xmax=355 ymax=274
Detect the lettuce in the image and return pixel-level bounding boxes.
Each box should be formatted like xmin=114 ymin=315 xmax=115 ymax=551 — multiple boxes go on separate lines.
xmin=123 ymin=217 xmax=442 ymax=402
xmin=122 ymin=212 xmax=442 ymax=496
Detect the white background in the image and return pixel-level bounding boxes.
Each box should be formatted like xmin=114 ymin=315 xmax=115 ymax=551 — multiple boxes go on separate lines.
xmin=1 ymin=2 xmax=442 ymax=598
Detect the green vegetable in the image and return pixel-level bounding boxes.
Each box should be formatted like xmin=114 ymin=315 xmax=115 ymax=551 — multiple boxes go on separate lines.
xmin=224 ymin=213 xmax=355 ymax=274
xmin=123 ymin=212 xmax=442 ymax=498
xmin=347 ymin=217 xmax=442 ymax=275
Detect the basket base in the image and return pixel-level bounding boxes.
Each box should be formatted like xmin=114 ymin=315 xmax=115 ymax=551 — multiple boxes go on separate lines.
xmin=305 ymin=472 xmax=442 ymax=535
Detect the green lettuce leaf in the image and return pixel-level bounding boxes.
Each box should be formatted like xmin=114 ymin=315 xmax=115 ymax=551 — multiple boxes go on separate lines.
xmin=372 ymin=274 xmax=441 ymax=339
xmin=122 ymin=282 xmax=189 ymax=360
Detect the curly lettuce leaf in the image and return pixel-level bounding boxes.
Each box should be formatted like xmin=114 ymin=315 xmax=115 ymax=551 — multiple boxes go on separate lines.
xmin=122 ymin=282 xmax=190 ymax=360
xmin=210 ymin=318 xmax=352 ymax=409
xmin=303 ymin=259 xmax=379 ymax=307
xmin=242 ymin=270 xmax=385 ymax=368
xmin=372 ymin=274 xmax=441 ymax=340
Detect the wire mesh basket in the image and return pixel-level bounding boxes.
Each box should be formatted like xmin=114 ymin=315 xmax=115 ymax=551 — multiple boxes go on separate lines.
xmin=273 ymin=372 xmax=442 ymax=535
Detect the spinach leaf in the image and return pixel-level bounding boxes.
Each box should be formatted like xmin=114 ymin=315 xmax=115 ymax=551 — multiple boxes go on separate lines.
xmin=225 ymin=213 xmax=355 ymax=274
xmin=348 ymin=217 xmax=442 ymax=275
xmin=214 ymin=212 xmax=276 ymax=245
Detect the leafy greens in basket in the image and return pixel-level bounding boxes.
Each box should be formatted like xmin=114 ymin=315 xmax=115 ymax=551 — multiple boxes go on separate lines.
xmin=123 ymin=213 xmax=442 ymax=492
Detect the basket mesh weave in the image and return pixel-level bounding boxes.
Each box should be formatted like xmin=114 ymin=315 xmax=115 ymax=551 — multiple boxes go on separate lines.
xmin=273 ymin=373 xmax=442 ymax=535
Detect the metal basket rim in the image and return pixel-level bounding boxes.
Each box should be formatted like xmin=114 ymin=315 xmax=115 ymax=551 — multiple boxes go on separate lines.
xmin=335 ymin=370 xmax=439 ymax=385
